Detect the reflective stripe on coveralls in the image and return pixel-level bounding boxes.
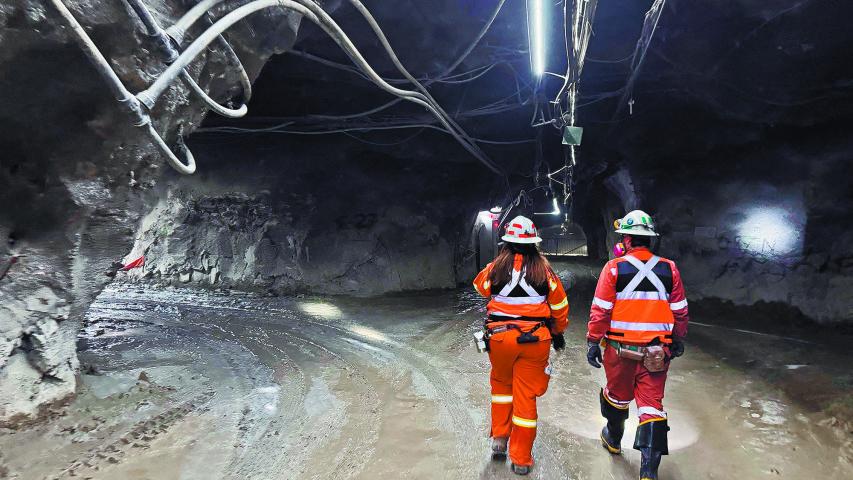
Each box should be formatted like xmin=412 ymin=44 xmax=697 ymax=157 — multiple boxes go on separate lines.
xmin=602 ymin=387 xmax=630 ymax=409
xmin=512 ymin=416 xmax=537 ymax=428
xmin=472 ymin=254 xmax=568 ymax=326
xmin=608 ymin=254 xmax=676 ymax=344
xmin=488 ymin=329 xmax=550 ymax=467
xmin=602 ymin=344 xmax=669 ymax=422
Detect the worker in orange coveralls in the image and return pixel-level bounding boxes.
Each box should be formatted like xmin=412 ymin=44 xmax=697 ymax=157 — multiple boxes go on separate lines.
xmin=473 ymin=215 xmax=569 ymax=476
xmin=586 ymin=210 xmax=689 ymax=480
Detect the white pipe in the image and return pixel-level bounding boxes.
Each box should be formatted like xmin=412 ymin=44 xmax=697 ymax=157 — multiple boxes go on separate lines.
xmin=181 ymin=69 xmax=248 ymax=117
xmin=48 ymin=0 xmax=196 ymax=174
xmin=146 ymin=124 xmax=197 ymax=174
xmin=123 ymin=0 xmax=248 ymax=118
xmin=166 ymin=0 xmax=226 ymax=45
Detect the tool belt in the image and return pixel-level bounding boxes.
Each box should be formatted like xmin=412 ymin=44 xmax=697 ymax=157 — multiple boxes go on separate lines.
xmin=486 ymin=316 xmax=549 ymax=344
xmin=607 ymin=339 xmax=667 ymax=372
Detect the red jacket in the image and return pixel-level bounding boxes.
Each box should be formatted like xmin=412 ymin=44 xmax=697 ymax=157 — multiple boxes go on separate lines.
xmin=587 ymin=247 xmax=688 ymax=345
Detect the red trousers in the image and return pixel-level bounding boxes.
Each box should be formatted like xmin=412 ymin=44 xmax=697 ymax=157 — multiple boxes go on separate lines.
xmin=603 ymin=343 xmax=669 ymax=422
xmin=488 ymin=327 xmax=552 ymax=467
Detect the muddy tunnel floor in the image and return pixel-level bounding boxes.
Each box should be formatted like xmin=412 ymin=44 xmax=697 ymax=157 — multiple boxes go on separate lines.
xmin=1 ymin=284 xmax=851 ymax=480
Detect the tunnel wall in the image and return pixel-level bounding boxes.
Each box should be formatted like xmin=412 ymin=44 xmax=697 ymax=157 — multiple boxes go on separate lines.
xmin=0 ymin=0 xmax=301 ymax=426
xmin=604 ymin=131 xmax=853 ymax=325
xmin=119 ymin=140 xmax=492 ymax=296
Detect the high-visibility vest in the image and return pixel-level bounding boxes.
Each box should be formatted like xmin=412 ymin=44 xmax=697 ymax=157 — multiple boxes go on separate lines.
xmin=608 ymin=254 xmax=675 ymax=344
xmin=486 ymin=255 xmax=551 ymax=321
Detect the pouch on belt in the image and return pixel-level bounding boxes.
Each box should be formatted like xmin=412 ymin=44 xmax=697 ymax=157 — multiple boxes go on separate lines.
xmin=643 ymin=345 xmax=666 ymax=372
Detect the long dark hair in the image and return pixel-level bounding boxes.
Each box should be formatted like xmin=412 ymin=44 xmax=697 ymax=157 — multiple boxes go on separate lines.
xmin=489 ymin=243 xmax=553 ymax=286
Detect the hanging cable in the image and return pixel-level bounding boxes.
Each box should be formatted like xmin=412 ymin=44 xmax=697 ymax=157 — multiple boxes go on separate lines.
xmin=345 ymin=0 xmax=495 ymax=173
xmin=610 ymin=0 xmax=667 ymax=123
xmin=301 ymin=0 xmax=509 ymax=124
xmin=138 ymin=0 xmax=506 ymax=175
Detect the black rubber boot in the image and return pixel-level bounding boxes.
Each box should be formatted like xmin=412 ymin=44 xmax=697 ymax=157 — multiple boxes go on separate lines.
xmin=633 ymin=419 xmax=669 ymax=480
xmin=511 ymin=463 xmax=531 ymax=476
xmin=599 ymin=388 xmax=629 ymax=454
xmin=638 ymin=448 xmax=663 ymax=480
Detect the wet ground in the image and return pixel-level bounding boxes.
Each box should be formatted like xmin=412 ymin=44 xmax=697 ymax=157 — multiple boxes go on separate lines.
xmin=1 ymin=283 xmax=851 ymax=479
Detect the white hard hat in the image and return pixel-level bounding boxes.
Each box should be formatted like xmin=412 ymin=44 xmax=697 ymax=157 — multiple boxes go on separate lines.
xmin=614 ymin=210 xmax=659 ymax=237
xmin=501 ymin=216 xmax=542 ymax=244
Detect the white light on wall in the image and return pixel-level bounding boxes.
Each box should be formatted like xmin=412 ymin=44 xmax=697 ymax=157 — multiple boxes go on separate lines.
xmin=551 ymin=198 xmax=561 ymax=215
xmin=529 ymin=0 xmax=546 ymax=76
xmin=736 ymin=206 xmax=803 ymax=259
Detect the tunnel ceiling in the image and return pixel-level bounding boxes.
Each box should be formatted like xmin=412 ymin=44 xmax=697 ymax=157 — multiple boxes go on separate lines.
xmin=198 ymin=0 xmax=853 ymax=179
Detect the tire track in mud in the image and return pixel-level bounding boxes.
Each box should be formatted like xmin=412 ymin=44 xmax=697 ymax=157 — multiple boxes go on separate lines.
xmin=294 ymin=317 xmax=484 ymax=473
xmin=53 ymin=391 xmax=215 ymax=480
xmin=176 ymin=307 xmax=306 ymax=479
xmin=219 ymin=318 xmax=383 ymax=480
xmin=221 ymin=312 xmax=481 ymax=478
xmin=91 ymin=287 xmax=554 ymax=478
xmin=213 ymin=324 xmax=309 ymax=480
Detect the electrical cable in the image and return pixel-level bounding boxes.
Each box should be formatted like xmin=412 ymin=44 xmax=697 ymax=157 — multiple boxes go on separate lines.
xmin=304 ymin=0 xmax=509 ymax=125
xmin=346 ymin=0 xmax=492 ymax=168
xmin=290 ymin=49 xmax=502 ymax=86
xmin=198 ymin=121 xmax=536 ymax=145
xmin=138 ymin=0 xmax=507 ymax=174
xmin=610 ymin=0 xmax=666 ymax=123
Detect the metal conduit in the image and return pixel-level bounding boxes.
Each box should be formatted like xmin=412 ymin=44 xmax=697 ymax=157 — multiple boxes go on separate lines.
xmin=124 ymin=0 xmax=249 ymax=118
xmin=48 ymin=0 xmax=196 ymax=174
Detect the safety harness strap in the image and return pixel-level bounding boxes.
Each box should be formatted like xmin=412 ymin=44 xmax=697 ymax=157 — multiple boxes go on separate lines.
xmin=621 ymin=255 xmax=666 ymax=297
xmin=497 ymin=266 xmax=541 ymax=298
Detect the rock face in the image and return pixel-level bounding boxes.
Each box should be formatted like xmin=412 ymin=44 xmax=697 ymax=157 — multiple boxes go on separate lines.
xmin=575 ymin=0 xmax=853 ymax=325
xmin=593 ymin=135 xmax=853 ymax=324
xmin=120 ymin=139 xmax=489 ymax=296
xmin=0 ymin=0 xmax=300 ymax=425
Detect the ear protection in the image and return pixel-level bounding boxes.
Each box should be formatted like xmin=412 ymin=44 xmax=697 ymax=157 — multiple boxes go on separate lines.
xmin=613 ymin=242 xmax=626 ymax=258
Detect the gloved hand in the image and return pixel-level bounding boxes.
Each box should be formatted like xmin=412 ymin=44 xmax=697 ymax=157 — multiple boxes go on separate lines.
xmin=670 ymin=339 xmax=685 ymax=358
xmin=586 ymin=341 xmax=602 ymax=368
xmin=551 ymin=333 xmax=565 ymax=351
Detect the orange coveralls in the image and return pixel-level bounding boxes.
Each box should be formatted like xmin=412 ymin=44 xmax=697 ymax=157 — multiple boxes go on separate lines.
xmin=473 ymin=255 xmax=569 ymax=467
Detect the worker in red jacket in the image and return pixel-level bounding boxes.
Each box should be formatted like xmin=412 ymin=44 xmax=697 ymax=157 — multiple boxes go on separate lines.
xmin=586 ymin=210 xmax=689 ymax=480
xmin=473 ymin=215 xmax=569 ymax=476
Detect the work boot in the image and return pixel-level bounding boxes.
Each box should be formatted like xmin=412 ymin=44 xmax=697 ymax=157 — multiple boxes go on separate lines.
xmin=510 ymin=463 xmax=530 ymax=476
xmin=634 ymin=419 xmax=669 ymax=480
xmin=638 ymin=447 xmax=662 ymax=480
xmin=600 ymin=423 xmax=623 ymax=454
xmin=491 ymin=437 xmax=508 ymax=459
xmin=599 ymin=389 xmax=629 ymax=454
